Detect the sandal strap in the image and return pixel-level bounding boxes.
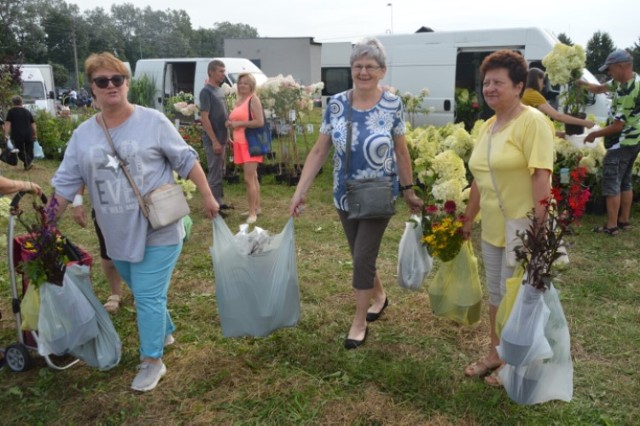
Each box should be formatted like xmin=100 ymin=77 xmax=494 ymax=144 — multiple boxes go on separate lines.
xmin=107 ymin=295 xmax=121 ymax=302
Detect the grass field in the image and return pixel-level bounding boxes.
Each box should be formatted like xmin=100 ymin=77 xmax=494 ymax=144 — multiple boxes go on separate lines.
xmin=1 ymin=154 xmax=639 ymax=425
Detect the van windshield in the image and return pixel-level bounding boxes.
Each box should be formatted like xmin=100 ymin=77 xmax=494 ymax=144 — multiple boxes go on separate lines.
xmin=22 ymin=81 xmax=45 ymax=101
xmin=228 ymin=72 xmax=268 ymax=86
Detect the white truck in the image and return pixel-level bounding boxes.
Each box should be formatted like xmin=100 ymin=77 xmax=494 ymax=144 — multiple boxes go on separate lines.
xmin=18 ymin=64 xmax=56 ymax=115
xmin=133 ymin=57 xmax=267 ymax=112
xmin=322 ymin=27 xmax=610 ymax=126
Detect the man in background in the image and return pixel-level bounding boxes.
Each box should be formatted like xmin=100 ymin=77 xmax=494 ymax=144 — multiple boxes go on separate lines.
xmin=583 ymin=49 xmax=640 ymax=235
xmin=199 ymin=59 xmax=230 ymax=213
xmin=4 ymin=95 xmax=37 ymax=170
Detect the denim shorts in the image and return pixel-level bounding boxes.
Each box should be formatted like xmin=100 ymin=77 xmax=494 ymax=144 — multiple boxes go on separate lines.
xmin=601 ymin=144 xmax=640 ymax=196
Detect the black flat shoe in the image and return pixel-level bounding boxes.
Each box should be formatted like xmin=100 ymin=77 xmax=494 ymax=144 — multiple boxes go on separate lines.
xmin=366 ymin=297 xmax=389 ymax=322
xmin=343 ymin=327 xmax=368 ymax=350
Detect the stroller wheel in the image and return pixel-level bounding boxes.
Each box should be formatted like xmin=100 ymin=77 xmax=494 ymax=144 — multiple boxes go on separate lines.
xmin=5 ymin=344 xmax=33 ymax=372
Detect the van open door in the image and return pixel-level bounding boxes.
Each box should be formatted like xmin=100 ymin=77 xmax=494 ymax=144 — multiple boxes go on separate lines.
xmin=455 ymin=47 xmax=524 ymax=129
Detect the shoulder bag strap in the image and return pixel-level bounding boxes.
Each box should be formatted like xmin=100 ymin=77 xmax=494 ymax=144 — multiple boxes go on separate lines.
xmin=486 ymin=123 xmax=508 ymax=219
xmin=344 ymin=90 xmax=353 ymax=178
xmin=97 ymin=114 xmax=149 ymax=219
xmin=248 ymin=96 xmax=253 ymax=120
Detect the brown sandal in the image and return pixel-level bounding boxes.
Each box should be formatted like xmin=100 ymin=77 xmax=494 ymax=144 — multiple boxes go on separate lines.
xmin=464 ymin=359 xmax=503 ymax=377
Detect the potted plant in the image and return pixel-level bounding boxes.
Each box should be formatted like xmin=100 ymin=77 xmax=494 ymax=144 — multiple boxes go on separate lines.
xmin=542 ymin=43 xmax=588 ymax=135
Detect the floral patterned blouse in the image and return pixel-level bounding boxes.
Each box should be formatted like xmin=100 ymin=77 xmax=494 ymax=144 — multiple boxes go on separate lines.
xmin=320 ymin=90 xmax=405 ymax=211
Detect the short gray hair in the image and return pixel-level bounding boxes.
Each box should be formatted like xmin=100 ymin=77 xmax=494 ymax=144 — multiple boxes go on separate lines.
xmin=350 ymin=37 xmax=387 ymax=68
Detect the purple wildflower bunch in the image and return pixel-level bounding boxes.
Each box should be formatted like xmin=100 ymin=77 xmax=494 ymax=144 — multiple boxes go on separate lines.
xmin=16 ymin=196 xmax=68 ymax=287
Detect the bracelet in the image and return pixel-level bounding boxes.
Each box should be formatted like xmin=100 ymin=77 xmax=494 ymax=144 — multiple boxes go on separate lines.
xmin=72 ymin=194 xmax=84 ymax=207
xmin=399 ymin=184 xmax=414 ymax=192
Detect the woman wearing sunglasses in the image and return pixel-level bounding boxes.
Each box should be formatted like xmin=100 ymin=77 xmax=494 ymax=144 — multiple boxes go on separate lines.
xmin=51 ymin=52 xmax=219 ymax=392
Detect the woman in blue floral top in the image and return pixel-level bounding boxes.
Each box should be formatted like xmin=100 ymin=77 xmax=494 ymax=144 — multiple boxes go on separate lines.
xmin=290 ymin=38 xmax=423 ymax=349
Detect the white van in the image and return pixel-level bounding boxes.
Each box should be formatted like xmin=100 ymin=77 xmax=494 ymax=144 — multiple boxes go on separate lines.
xmin=325 ymin=28 xmax=610 ymax=126
xmin=14 ymin=64 xmax=57 ymax=115
xmin=133 ymin=57 xmax=267 ymax=112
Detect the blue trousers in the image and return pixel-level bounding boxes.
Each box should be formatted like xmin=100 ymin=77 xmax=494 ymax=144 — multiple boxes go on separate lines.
xmin=113 ymin=243 xmax=182 ymax=359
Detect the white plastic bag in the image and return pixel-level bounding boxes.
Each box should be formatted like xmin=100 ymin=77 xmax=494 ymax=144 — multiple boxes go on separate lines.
xmin=68 ymin=264 xmax=121 ymax=370
xmin=211 ymin=216 xmax=300 ymax=338
xmin=33 ymin=140 xmax=45 ymax=159
xmin=36 ymin=268 xmax=99 ymax=356
xmin=397 ymin=215 xmax=432 ymax=290
xmin=499 ymin=283 xmax=573 ymax=405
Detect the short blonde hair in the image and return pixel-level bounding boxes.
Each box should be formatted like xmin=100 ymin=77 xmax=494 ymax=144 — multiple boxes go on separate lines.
xmin=237 ymin=73 xmax=256 ymax=93
xmin=84 ymin=52 xmax=130 ymax=83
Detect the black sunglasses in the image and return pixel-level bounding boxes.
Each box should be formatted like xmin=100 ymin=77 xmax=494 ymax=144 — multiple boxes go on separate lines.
xmin=93 ymin=75 xmax=126 ymax=89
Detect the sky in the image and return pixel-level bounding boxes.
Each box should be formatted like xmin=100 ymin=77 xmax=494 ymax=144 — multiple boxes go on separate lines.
xmin=76 ymin=0 xmax=638 ymax=50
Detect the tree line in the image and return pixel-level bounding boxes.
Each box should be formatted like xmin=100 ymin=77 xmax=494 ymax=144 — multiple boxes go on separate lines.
xmin=0 ymin=0 xmax=258 ymax=87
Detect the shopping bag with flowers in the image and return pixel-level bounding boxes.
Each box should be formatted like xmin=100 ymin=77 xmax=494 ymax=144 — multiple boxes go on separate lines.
xmin=498 ymin=166 xmax=589 ymax=405
xmin=13 ymin=196 xmax=99 ymax=356
xmin=417 ymin=150 xmax=482 ymax=325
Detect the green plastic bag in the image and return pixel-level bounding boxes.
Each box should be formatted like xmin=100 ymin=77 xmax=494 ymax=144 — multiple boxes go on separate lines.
xmin=428 ymin=241 xmax=482 ymax=325
xmin=21 ymin=284 xmax=40 ymax=331
xmin=182 ymin=215 xmax=193 ymax=242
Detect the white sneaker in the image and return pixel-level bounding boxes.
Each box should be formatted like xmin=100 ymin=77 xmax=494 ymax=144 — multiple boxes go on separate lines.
xmin=164 ymin=334 xmax=175 ymax=347
xmin=246 ymin=215 xmax=257 ymax=224
xmin=131 ymin=361 xmax=166 ymax=392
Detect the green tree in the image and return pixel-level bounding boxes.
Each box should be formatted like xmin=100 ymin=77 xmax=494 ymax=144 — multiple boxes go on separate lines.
xmin=585 ymin=31 xmax=616 ymax=76
xmin=0 ymin=0 xmax=47 ymax=62
xmin=84 ymin=7 xmax=127 ymax=62
xmin=630 ymin=37 xmax=640 ymax=70
xmin=557 ymin=33 xmax=573 ymax=46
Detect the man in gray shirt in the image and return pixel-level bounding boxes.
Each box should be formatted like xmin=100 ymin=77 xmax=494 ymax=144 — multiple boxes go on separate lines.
xmin=199 ymin=60 xmax=229 ymax=209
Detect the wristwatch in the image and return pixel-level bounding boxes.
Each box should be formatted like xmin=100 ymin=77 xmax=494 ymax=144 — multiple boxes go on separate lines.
xmin=399 ymin=184 xmax=414 ymax=192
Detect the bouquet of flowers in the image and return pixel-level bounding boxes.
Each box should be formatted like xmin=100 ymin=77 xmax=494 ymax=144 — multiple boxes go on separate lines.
xmin=166 ymin=91 xmax=198 ymax=117
xmin=421 ymin=200 xmax=465 ymax=262
xmin=257 ymin=74 xmax=323 ymax=121
xmin=542 ymin=43 xmax=588 ymax=116
xmin=15 ymin=197 xmax=74 ymax=287
xmin=515 ymin=166 xmax=591 ymax=290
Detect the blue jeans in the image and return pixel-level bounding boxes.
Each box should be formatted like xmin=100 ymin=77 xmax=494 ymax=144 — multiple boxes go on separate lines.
xmin=113 ymin=243 xmax=182 ymax=359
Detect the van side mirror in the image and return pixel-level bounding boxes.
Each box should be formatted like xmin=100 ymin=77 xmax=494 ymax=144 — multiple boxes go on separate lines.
xmin=444 ymin=100 xmax=451 ymax=111
xmin=48 ymin=91 xmax=55 ymax=99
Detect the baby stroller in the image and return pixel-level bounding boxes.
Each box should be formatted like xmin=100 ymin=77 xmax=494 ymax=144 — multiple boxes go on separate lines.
xmin=0 ymin=192 xmax=92 ymax=372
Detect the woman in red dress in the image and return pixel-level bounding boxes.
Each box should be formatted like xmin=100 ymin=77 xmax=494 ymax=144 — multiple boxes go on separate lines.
xmin=227 ymin=73 xmax=264 ymax=224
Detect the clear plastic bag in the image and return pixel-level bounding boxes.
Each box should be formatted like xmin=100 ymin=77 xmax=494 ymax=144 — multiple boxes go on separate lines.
xmin=397 ymin=215 xmax=432 ymax=291
xmin=499 ymin=284 xmax=573 ymax=405
xmin=36 ymin=268 xmax=99 ymax=356
xmin=68 ymin=264 xmax=122 ymax=370
xmin=33 ymin=140 xmax=45 ymax=159
xmin=497 ymin=281 xmax=552 ymax=366
xmin=427 ymin=241 xmax=482 ymax=325
xmin=211 ymin=216 xmax=300 ymax=338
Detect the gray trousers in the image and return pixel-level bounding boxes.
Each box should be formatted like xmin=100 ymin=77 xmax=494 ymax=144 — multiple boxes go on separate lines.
xmin=202 ymin=139 xmax=226 ymax=204
xmin=337 ymin=209 xmax=391 ymax=290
